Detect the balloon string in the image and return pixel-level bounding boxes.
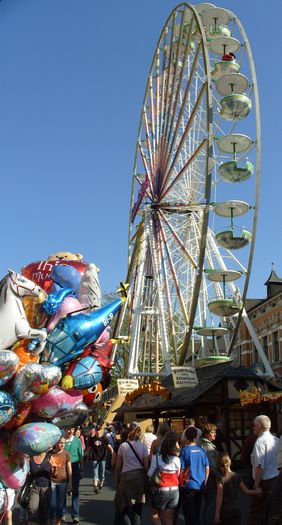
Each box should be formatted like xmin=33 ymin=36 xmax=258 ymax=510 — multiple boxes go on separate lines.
xmin=65 ymin=305 xmax=94 ymax=317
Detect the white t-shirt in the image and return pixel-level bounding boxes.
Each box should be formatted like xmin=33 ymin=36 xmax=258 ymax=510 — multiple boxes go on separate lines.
xmin=143 ymin=432 xmax=156 ymax=453
xmin=148 ymin=454 xmax=180 ymax=478
xmin=118 ymin=440 xmax=148 ymax=473
xmin=251 ymin=430 xmax=279 ymax=480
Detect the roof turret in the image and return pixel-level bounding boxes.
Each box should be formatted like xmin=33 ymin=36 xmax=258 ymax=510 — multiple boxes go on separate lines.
xmin=264 ymin=263 xmax=282 ymax=298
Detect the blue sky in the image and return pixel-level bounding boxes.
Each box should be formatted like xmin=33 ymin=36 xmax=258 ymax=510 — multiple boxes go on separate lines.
xmin=0 ymin=0 xmax=280 ymax=299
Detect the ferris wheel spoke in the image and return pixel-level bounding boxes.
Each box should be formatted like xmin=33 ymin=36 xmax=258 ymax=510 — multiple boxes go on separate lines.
xmin=161 ymin=43 xmax=202 ymax=178
xmin=165 ymin=16 xmax=195 ymax=149
xmin=137 ymin=141 xmax=154 ymax=197
xmin=161 ymin=137 xmax=208 ymax=200
xmin=158 ymin=209 xmax=198 ymax=268
xmin=161 ymin=81 xmax=207 ymax=193
xmin=149 ymin=77 xmax=156 ymax=161
xmin=142 ymin=106 xmax=155 ymax=176
xmin=158 ymin=231 xmax=178 ymax=361
xmin=160 ymin=14 xmax=178 ymax=154
xmin=159 ymin=219 xmax=190 ymax=327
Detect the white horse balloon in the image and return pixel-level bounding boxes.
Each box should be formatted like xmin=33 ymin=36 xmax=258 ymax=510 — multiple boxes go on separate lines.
xmin=0 ymin=270 xmax=47 ymax=354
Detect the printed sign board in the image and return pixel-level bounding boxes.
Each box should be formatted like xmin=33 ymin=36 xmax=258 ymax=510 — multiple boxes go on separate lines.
xmin=117 ymin=379 xmax=139 ymax=396
xmin=171 ymin=366 xmax=198 ymax=389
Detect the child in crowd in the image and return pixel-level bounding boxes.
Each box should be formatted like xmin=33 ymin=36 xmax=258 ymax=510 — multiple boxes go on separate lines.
xmin=215 ymin=453 xmax=261 ymax=525
xmin=180 ymin=427 xmax=209 ymax=525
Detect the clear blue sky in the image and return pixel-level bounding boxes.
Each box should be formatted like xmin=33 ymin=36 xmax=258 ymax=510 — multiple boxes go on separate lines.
xmin=0 ymin=0 xmax=280 ymax=299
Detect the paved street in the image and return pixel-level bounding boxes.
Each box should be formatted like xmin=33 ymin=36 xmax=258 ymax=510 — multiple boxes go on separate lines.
xmin=13 ymin=462 xmax=249 ymax=524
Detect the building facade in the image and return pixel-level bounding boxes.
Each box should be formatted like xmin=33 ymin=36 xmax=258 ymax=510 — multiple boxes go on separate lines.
xmin=234 ymin=266 xmax=282 ymax=381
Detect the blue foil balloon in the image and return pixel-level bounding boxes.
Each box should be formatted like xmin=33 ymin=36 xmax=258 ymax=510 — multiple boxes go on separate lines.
xmin=43 ymin=288 xmax=76 ymax=315
xmin=42 ymin=298 xmax=122 ymax=367
xmin=0 ymin=391 xmax=16 ymax=427
xmin=51 ymin=265 xmax=81 ymax=294
xmin=65 ymin=356 xmax=102 ymax=390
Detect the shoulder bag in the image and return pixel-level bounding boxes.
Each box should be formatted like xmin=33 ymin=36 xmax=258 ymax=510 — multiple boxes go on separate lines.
xmin=148 ymin=454 xmax=163 ymax=491
xmin=126 ymin=441 xmax=145 ymax=468
xmin=18 ymin=475 xmax=34 ymax=509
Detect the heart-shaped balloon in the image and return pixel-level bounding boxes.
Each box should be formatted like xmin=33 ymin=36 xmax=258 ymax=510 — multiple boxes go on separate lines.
xmin=21 ymin=259 xmax=88 ymax=293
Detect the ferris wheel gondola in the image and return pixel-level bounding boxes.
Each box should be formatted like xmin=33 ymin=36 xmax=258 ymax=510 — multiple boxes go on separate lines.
xmin=113 ymin=2 xmax=261 ymax=377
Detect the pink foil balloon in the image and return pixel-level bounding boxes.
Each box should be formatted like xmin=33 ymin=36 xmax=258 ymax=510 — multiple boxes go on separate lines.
xmin=47 ymin=297 xmax=82 ymax=332
xmin=0 ymin=441 xmax=29 ymax=489
xmin=32 ymin=386 xmax=83 ymax=418
xmin=95 ymin=326 xmax=110 ymax=345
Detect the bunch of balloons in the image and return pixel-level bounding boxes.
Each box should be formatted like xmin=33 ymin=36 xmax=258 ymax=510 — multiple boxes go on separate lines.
xmin=0 ymin=251 xmax=126 ymax=490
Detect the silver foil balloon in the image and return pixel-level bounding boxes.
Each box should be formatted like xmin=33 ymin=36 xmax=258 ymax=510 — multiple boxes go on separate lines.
xmin=12 ymin=422 xmax=62 ymax=456
xmin=52 ymin=402 xmax=89 ymax=428
xmin=0 ymin=350 xmax=19 ymax=387
xmin=0 ymin=391 xmax=16 ymax=427
xmin=13 ymin=363 xmax=62 ymax=402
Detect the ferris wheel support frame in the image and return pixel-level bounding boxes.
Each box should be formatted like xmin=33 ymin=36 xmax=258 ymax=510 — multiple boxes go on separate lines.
xmin=227 ymin=10 xmax=261 ymax=354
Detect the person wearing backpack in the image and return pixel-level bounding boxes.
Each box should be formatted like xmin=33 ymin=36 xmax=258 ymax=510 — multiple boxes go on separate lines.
xmin=148 ymin=431 xmax=180 ymax=525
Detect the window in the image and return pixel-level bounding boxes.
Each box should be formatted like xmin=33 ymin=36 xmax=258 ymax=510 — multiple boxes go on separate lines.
xmin=238 ymin=345 xmax=243 ymax=366
xmin=262 ymin=336 xmax=268 ymax=360
xmin=251 ymin=341 xmax=259 ymax=363
xmin=273 ymin=331 xmax=280 ymax=362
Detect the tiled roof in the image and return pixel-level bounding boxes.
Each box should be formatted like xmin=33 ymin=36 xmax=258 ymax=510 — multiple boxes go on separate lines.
xmin=158 ymin=363 xmax=252 ymax=408
xmin=117 ymin=364 xmax=264 ymax=413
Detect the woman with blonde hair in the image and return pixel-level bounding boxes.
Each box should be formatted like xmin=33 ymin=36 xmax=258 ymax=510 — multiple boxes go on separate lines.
xmin=115 ymin=425 xmax=148 ymax=525
xmin=215 ymin=453 xmax=260 ymax=525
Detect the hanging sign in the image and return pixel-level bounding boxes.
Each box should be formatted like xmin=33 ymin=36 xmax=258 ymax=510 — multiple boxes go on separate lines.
xmin=117 ymin=379 xmax=139 ymax=396
xmin=171 ymin=366 xmax=198 ymax=389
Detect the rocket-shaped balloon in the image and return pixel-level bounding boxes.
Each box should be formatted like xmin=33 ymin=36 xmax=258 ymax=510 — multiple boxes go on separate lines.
xmin=42 ymin=298 xmax=123 ymax=367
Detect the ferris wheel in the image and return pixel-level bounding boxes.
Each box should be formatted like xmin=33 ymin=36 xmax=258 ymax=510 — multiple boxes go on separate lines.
xmin=113 ymin=2 xmax=261 ymax=377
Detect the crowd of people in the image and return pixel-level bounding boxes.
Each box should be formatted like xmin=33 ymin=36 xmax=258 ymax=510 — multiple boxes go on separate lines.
xmin=2 ymin=414 xmax=282 ymax=525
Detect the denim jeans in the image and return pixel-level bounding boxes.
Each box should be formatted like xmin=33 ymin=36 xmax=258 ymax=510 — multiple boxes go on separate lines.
xmin=63 ymin=462 xmax=81 ymax=518
xmin=200 ymin=486 xmax=216 ymax=525
xmin=50 ymin=481 xmax=67 ymax=519
xmin=180 ymin=487 xmax=202 ymax=525
xmin=92 ymin=459 xmax=106 ymax=482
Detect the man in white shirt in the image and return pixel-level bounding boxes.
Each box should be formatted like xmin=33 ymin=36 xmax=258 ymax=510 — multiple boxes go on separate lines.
xmin=248 ymin=414 xmax=279 ymax=525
